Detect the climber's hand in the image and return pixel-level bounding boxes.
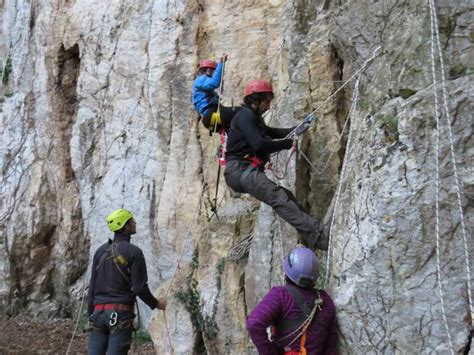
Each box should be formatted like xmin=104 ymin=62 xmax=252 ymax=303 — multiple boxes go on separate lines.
xmin=157 ymin=298 xmax=167 ymax=310
xmin=295 ymin=122 xmax=310 ymax=136
xmin=303 ymin=113 xmax=315 ymax=124
xmin=219 ymin=53 xmax=228 ymax=63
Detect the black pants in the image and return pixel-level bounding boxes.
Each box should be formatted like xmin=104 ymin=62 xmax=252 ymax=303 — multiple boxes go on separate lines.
xmin=201 ymin=105 xmax=241 ymax=133
xmin=224 ymin=160 xmax=328 ymax=250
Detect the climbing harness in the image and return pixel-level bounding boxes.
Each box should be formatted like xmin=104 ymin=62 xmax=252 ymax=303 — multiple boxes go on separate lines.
xmin=273 ymin=285 xmax=322 ymax=352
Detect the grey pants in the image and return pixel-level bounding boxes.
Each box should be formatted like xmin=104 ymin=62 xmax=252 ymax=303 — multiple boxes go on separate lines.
xmin=224 ymin=160 xmax=328 ymax=250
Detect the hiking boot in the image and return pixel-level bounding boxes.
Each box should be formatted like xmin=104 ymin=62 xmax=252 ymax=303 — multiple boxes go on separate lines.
xmin=299 ymin=221 xmax=329 ymax=251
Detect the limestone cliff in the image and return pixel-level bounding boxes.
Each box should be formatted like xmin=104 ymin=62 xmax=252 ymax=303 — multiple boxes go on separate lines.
xmin=1 ymin=0 xmax=472 ymax=354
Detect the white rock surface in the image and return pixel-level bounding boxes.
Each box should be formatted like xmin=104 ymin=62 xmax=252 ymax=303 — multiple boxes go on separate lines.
xmin=0 ymin=0 xmax=472 ymax=353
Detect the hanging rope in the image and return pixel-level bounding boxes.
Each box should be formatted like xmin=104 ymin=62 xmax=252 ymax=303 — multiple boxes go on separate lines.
xmin=323 ymin=73 xmax=361 ymax=285
xmin=228 ymin=233 xmax=254 ymax=261
xmin=266 ymin=46 xmax=381 ymax=180
xmin=429 ymin=4 xmax=454 ymax=350
xmin=209 ymin=58 xmax=227 ymax=219
xmin=428 ymin=0 xmax=471 ymax=352
xmin=270 ymin=36 xmax=286 ymax=80
xmin=428 ymin=0 xmax=473 ymax=328
xmin=267 ymin=140 xmax=298 ymax=180
xmin=65 ymin=280 xmax=88 ymax=355
xmin=161 ymin=56 xmax=229 ymax=353
xmin=284 ymin=46 xmax=381 ymax=140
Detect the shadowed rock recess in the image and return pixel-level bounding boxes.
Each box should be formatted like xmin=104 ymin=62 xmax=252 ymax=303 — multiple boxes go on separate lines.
xmin=1 ymin=0 xmax=472 ymax=354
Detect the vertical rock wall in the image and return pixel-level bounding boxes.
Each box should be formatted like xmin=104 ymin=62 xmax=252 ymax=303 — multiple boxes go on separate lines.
xmin=1 ymin=0 xmax=472 ymax=353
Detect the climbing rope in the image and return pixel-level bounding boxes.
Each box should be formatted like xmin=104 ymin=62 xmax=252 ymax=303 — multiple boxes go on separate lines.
xmin=270 ymin=36 xmax=286 ymax=80
xmin=209 ymin=58 xmax=227 ymax=219
xmin=428 ymin=0 xmax=471 ymax=351
xmin=276 ymin=296 xmax=321 ymax=348
xmin=267 ymin=140 xmax=298 ymax=180
xmin=284 ymin=46 xmax=381 ymax=140
xmin=265 ymin=46 xmax=381 ymax=184
xmin=428 ymin=0 xmax=453 ymax=352
xmin=323 ymin=73 xmax=362 ymax=285
xmin=161 ymin=57 xmax=228 ymax=352
xmin=429 ymin=0 xmax=473 ymax=325
xmin=65 ymin=279 xmax=88 ymax=355
xmin=228 ymin=233 xmax=254 ymax=261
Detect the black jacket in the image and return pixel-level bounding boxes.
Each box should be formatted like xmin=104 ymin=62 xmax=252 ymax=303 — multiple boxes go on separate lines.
xmin=225 ymin=106 xmax=294 ymax=163
xmin=87 ymin=233 xmax=158 ymax=315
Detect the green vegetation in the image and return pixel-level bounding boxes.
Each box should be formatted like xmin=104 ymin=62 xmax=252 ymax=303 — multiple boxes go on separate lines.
xmin=133 ymin=328 xmax=153 ymax=344
xmin=398 ymin=88 xmax=417 ymax=99
xmin=361 ymin=99 xmax=371 ymax=112
xmin=2 ymin=56 xmax=12 ymax=85
xmin=380 ymin=115 xmax=399 ymax=143
xmin=448 ymin=63 xmax=466 ymax=79
xmin=175 ymin=249 xmax=226 ymax=340
xmin=438 ymin=14 xmax=456 ymax=38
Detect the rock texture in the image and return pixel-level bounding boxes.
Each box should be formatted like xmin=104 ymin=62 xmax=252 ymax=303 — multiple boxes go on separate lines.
xmin=1 ymin=0 xmax=472 ymax=354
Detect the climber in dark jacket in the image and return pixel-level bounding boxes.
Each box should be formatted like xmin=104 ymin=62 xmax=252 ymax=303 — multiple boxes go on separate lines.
xmin=224 ymin=80 xmax=329 ymax=250
xmin=192 ymin=55 xmax=241 ymax=133
xmin=87 ymin=209 xmax=166 ymax=355
xmin=247 ymin=247 xmax=338 ymax=354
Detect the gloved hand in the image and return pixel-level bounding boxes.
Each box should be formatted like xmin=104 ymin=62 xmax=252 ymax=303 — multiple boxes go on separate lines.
xmin=294 ymin=122 xmax=310 ymax=136
xmin=303 ymin=113 xmax=315 ymax=124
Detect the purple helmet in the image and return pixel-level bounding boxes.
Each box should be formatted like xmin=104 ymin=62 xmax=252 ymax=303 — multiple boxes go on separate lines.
xmin=283 ymin=247 xmax=319 ymax=288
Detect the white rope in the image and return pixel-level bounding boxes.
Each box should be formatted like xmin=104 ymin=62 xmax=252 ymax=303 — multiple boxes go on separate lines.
xmin=429 ymin=0 xmax=473 ymax=325
xmin=65 ymin=278 xmax=88 ymax=355
xmin=162 ymin=60 xmax=227 ymax=350
xmin=297 ymin=95 xmax=355 ymax=176
xmin=324 ymin=74 xmax=361 ymax=285
xmin=428 ymin=0 xmax=454 ymax=348
xmin=285 ymin=46 xmax=381 ymax=140
xmin=270 ymin=36 xmax=286 ymax=80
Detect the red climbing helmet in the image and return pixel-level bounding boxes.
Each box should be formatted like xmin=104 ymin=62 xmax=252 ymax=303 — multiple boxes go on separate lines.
xmin=244 ymin=80 xmax=273 ymax=97
xmin=199 ymin=59 xmax=217 ymax=69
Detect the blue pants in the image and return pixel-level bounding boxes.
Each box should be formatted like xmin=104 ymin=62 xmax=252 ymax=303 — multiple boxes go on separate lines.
xmin=88 ymin=310 xmax=135 ymax=355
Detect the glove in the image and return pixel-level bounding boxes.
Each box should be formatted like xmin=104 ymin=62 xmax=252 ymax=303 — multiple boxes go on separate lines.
xmin=294 ymin=122 xmax=310 ymax=136
xmin=303 ymin=113 xmax=315 ymax=124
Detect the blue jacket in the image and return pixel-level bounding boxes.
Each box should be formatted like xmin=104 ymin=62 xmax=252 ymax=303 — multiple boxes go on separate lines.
xmin=192 ymin=62 xmax=223 ymax=116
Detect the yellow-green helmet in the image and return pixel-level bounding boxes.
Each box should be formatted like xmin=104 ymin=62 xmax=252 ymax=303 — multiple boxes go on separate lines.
xmin=107 ymin=209 xmax=133 ymax=232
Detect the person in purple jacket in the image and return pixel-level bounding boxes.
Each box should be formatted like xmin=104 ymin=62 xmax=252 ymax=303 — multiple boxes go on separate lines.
xmin=247 ymin=247 xmax=338 ymax=355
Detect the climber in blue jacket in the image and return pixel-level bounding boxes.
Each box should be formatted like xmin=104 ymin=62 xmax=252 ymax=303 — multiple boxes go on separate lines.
xmin=192 ymin=54 xmax=241 ymax=134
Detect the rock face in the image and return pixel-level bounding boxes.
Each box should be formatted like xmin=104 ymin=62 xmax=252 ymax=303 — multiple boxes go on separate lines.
xmin=1 ymin=0 xmax=472 ymax=354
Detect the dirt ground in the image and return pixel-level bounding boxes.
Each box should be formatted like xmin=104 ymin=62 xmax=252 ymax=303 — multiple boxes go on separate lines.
xmin=0 ymin=315 xmax=155 ymax=354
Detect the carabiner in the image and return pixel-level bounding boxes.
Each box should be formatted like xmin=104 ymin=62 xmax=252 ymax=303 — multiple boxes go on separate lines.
xmin=109 ymin=311 xmax=118 ymax=326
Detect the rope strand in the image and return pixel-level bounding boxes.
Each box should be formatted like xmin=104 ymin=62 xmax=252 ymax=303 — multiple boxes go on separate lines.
xmin=323 ymin=74 xmax=361 ymax=285
xmin=429 ymin=0 xmax=473 ymax=325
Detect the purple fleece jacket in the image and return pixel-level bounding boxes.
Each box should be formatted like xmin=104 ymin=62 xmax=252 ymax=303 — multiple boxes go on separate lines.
xmin=247 ymin=285 xmax=338 ymax=355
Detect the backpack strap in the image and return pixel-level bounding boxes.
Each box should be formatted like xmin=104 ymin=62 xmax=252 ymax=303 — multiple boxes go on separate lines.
xmin=96 ymin=241 xmax=131 ymax=285
xmin=299 ymin=331 xmax=308 ymax=355
xmin=110 ymin=242 xmax=131 ymax=284
xmin=275 ymin=285 xmax=314 ymax=334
